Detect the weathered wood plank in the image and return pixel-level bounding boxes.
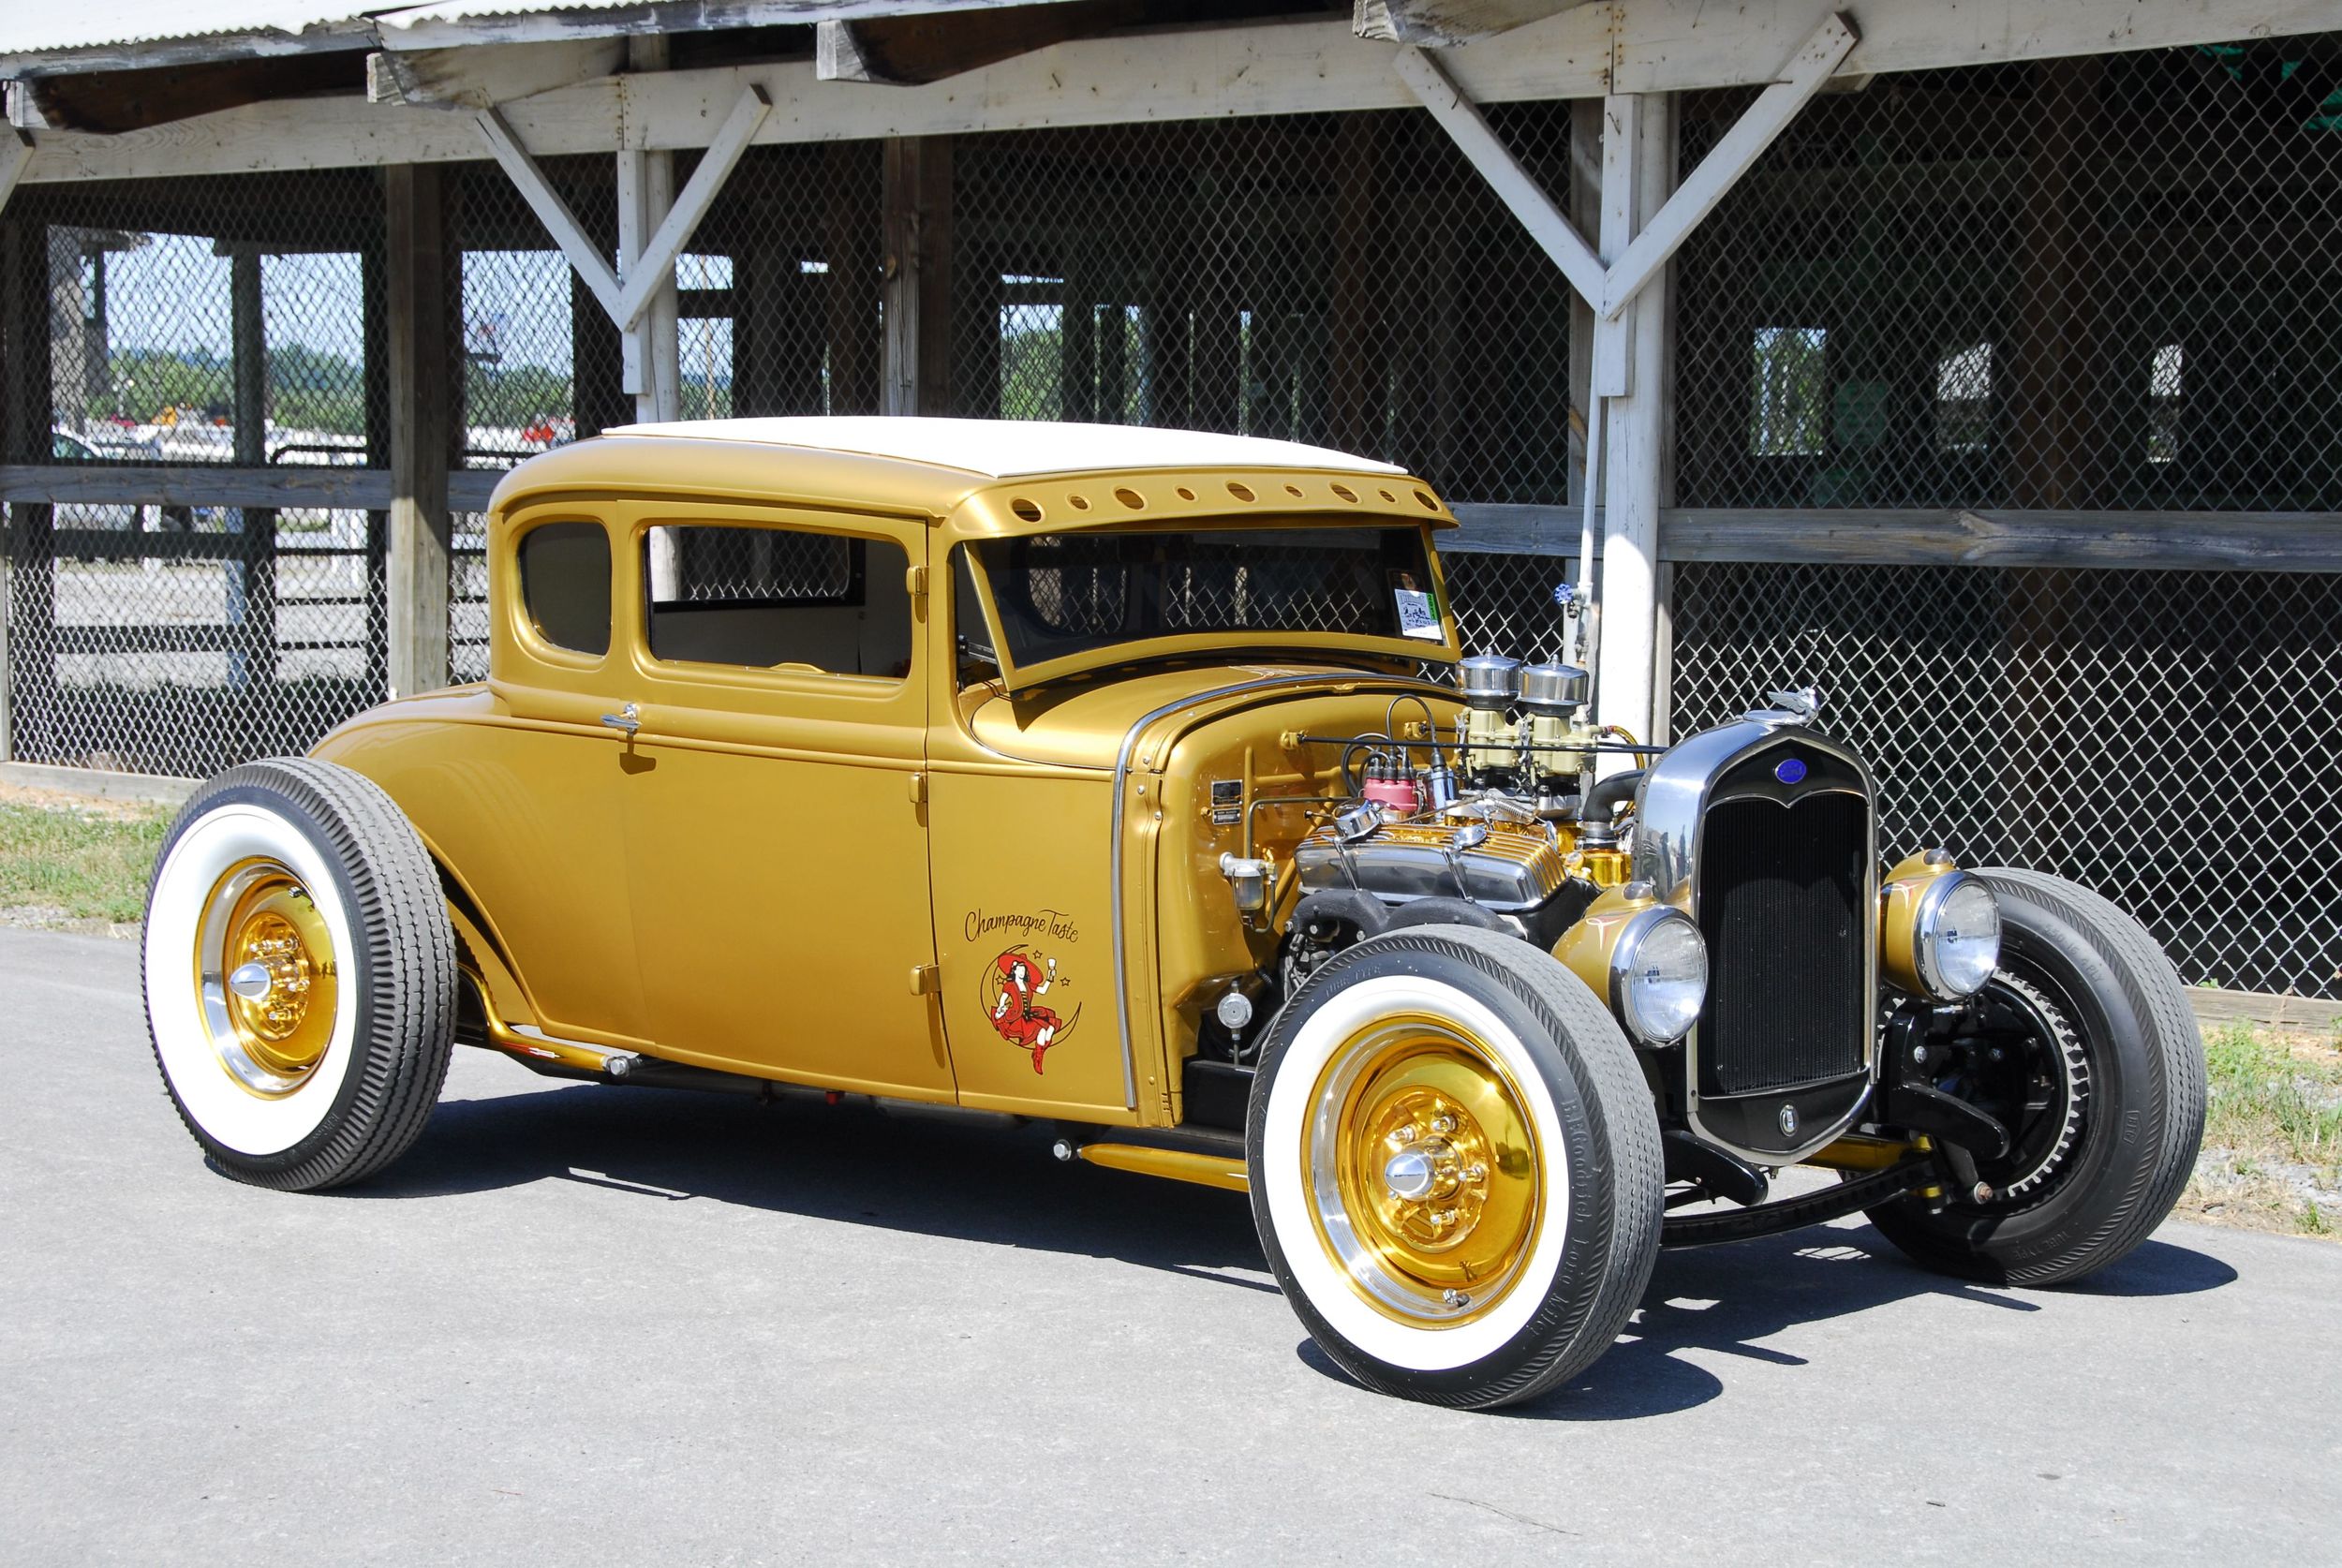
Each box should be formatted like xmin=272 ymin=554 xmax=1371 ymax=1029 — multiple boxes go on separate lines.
xmin=47 ymin=529 xmax=243 ymax=561
xmin=1356 ymin=0 xmax=1598 ymax=48
xmin=0 ymin=465 xmax=392 ymax=510
xmin=1446 ymin=504 xmax=2342 ymax=571
xmin=0 ymin=465 xmax=502 ymax=511
xmin=52 ymin=624 xmax=233 ymax=656
xmin=2189 ymin=987 xmax=2342 ymax=1034
xmin=0 ymin=760 xmax=197 ymax=803
xmin=387 ymin=163 xmax=454 ymax=699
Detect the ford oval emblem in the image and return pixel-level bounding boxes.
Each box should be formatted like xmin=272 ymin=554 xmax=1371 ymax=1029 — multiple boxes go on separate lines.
xmin=1774 ymin=757 xmax=1808 ymax=785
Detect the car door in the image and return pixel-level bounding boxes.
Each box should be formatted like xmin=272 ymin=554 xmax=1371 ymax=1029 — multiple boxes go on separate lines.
xmin=335 ymin=507 xmax=653 ymax=1046
xmin=615 ymin=500 xmax=954 ymax=1101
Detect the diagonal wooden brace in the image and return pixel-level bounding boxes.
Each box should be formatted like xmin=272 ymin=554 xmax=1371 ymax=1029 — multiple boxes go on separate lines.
xmin=473 ymin=84 xmax=772 ymax=334
xmin=1395 ymin=12 xmax=1858 ymax=323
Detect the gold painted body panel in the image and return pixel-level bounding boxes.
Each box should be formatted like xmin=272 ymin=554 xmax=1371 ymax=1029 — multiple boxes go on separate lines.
xmin=314 ymin=427 xmax=1480 ymax=1133
xmin=314 ymin=693 xmax=649 ymax=1045
xmin=610 ymin=499 xmax=953 ymax=1099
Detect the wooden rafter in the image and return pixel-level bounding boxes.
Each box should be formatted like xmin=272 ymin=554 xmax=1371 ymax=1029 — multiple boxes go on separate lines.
xmin=816 ymin=1 xmax=1147 ymax=87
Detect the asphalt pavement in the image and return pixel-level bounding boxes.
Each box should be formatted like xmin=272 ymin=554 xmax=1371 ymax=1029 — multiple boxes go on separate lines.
xmin=4 ymin=925 xmax=2335 ymax=1565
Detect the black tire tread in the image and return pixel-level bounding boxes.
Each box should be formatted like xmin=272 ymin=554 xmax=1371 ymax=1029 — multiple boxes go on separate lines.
xmin=1869 ymin=867 xmax=2205 ymax=1286
xmin=1975 ymin=867 xmax=2206 ymax=1284
xmin=143 ymin=757 xmax=456 ymax=1191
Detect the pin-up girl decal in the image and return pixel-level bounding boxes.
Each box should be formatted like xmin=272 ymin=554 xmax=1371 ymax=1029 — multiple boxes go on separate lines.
xmin=984 ymin=946 xmax=1079 ymax=1073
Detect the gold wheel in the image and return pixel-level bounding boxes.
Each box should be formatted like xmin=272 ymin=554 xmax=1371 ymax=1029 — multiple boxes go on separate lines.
xmin=194 ymin=858 xmax=340 ymax=1097
xmin=1305 ymin=1013 xmax=1543 ymax=1327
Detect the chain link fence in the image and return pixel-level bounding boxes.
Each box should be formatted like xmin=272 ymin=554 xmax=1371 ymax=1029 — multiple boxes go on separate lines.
xmin=1675 ymin=40 xmax=2342 ymax=511
xmin=1669 ymin=562 xmax=2341 ymax=998
xmin=1656 ymin=35 xmax=2342 ymax=998
xmin=947 ymin=106 xmax=1580 ymax=505
xmin=2 ymin=40 xmax=2335 ymax=997
xmin=3 ymin=168 xmax=390 ymax=775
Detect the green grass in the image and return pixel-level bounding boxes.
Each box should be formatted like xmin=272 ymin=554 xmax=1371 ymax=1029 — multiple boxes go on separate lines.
xmin=2185 ymin=1024 xmax=2342 ymax=1238
xmin=2203 ymin=1026 xmax=2342 ymax=1167
xmin=0 ymin=800 xmax=170 ymax=923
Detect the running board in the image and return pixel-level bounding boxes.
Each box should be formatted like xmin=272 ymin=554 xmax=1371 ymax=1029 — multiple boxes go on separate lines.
xmin=1053 ymin=1138 xmax=1250 ymax=1193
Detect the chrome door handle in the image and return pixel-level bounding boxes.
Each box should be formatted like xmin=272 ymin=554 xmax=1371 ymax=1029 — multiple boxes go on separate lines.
xmin=600 ymin=703 xmax=641 ymax=735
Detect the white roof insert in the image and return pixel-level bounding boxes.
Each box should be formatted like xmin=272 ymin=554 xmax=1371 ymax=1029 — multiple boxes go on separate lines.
xmin=604 ymin=417 xmax=1410 ymax=480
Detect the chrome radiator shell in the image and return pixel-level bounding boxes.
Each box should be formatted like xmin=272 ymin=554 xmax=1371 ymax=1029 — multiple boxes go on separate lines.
xmin=1632 ymin=716 xmax=1880 ymax=1167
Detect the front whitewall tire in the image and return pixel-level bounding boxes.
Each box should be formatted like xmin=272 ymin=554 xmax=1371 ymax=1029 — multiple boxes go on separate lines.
xmin=1246 ymin=925 xmax=1664 ymax=1409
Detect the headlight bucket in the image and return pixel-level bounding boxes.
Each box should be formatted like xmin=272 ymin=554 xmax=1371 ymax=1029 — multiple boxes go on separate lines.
xmin=1880 ymin=851 xmax=2001 ymax=998
xmin=1553 ymin=883 xmax=1710 ymax=1045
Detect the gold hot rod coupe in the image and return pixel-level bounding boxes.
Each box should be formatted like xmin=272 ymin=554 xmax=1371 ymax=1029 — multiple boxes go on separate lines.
xmin=144 ymin=418 xmax=2206 ymax=1409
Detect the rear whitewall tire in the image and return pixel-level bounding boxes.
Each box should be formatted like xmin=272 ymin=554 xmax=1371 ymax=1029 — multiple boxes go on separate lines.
xmin=142 ymin=759 xmax=457 ymax=1191
xmin=1248 ymin=925 xmax=1663 ymax=1409
xmin=146 ymin=801 xmax=364 ymax=1156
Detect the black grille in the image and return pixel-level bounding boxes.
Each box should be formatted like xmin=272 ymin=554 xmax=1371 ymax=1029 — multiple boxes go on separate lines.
xmin=1697 ymin=793 xmax=1870 ymax=1097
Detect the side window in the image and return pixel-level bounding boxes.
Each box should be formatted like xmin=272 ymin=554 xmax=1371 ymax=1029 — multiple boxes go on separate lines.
xmin=516 ymin=522 xmax=612 ymax=657
xmin=645 ymin=523 xmax=912 ymax=681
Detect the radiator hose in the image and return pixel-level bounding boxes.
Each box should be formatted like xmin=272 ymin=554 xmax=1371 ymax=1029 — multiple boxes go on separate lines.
xmin=1580 ymin=767 xmax=1645 ymax=833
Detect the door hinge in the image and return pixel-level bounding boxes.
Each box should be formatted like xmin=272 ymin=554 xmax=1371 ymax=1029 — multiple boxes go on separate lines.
xmin=905 ymin=564 xmax=928 ymax=599
xmin=909 ymin=962 xmax=941 ymax=996
xmin=907 ymin=770 xmax=927 ymax=805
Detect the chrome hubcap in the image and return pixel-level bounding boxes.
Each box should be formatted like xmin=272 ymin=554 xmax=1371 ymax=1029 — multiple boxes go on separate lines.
xmin=227 ymin=961 xmax=274 ymax=1002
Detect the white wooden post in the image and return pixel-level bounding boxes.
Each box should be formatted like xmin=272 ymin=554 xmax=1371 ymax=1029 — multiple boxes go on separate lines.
xmin=620 ymin=38 xmax=683 ymax=599
xmin=1595 ymin=92 xmax=1674 ymax=761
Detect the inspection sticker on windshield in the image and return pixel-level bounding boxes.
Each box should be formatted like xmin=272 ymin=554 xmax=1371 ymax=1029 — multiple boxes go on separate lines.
xmin=1390 ymin=571 xmax=1445 ymax=641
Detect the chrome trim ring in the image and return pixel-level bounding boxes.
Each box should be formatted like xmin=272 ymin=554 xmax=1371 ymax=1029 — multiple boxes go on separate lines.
xmin=1912 ymin=871 xmax=2002 ymax=999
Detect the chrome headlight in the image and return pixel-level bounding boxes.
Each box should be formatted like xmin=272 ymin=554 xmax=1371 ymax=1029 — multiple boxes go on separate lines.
xmin=1914 ymin=873 xmax=2000 ymax=998
xmin=1610 ymin=908 xmax=1709 ymax=1044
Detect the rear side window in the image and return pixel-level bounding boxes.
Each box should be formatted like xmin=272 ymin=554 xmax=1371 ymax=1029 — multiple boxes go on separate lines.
xmin=517 ymin=522 xmax=611 ymax=657
xmin=644 ymin=523 xmax=912 ymax=681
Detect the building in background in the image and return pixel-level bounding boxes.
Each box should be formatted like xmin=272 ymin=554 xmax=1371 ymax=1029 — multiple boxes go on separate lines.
xmin=1 ymin=0 xmax=2336 ymax=999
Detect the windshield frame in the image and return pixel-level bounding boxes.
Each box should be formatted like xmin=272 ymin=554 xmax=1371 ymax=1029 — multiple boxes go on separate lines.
xmin=956 ymin=516 xmax=1460 ymax=690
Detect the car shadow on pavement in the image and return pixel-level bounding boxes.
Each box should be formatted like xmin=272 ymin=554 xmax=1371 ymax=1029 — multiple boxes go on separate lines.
xmin=1297 ymin=1231 xmax=2237 ymax=1420
xmin=358 ymin=1068 xmax=2239 ymax=1421
xmin=353 ymin=1074 xmax=1279 ymax=1280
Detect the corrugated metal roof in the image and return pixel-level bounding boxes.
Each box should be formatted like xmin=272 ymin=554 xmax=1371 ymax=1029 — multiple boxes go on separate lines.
xmin=2 ymin=1 xmax=1015 ymax=69
xmin=0 ymin=3 xmax=377 ymax=59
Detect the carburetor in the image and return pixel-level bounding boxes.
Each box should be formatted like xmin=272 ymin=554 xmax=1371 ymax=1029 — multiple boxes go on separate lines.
xmin=1455 ymin=653 xmax=1598 ymax=811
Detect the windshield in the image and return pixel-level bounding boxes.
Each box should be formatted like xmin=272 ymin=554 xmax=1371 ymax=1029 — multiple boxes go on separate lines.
xmin=971 ymin=525 xmax=1446 ymax=671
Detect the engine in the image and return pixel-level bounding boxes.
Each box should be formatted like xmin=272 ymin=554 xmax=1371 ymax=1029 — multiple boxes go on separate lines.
xmin=1212 ymin=657 xmax=1668 ymax=1034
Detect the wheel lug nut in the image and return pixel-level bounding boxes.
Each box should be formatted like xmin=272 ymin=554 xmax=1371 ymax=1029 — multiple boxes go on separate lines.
xmin=1393 ymin=1126 xmax=1417 ymax=1145
xmin=1430 ymin=1114 xmax=1456 ymax=1134
xmin=1442 ymin=1289 xmax=1470 ymax=1309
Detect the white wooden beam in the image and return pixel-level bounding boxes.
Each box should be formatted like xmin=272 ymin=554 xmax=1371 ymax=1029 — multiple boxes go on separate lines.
xmin=0 ymin=133 xmax=31 ymax=221
xmin=368 ymin=37 xmax=629 ymax=109
xmin=1391 ymin=45 xmax=1607 ymax=310
xmin=472 ymin=105 xmax=622 ymax=321
xmin=1356 ymin=0 xmax=1596 ymax=48
xmin=611 ymin=85 xmax=770 ymax=330
xmin=1596 ymin=92 xmax=1674 ymax=759
xmin=22 ymin=0 xmax=2342 ymax=184
xmin=1595 ymin=13 xmax=1857 ymax=319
